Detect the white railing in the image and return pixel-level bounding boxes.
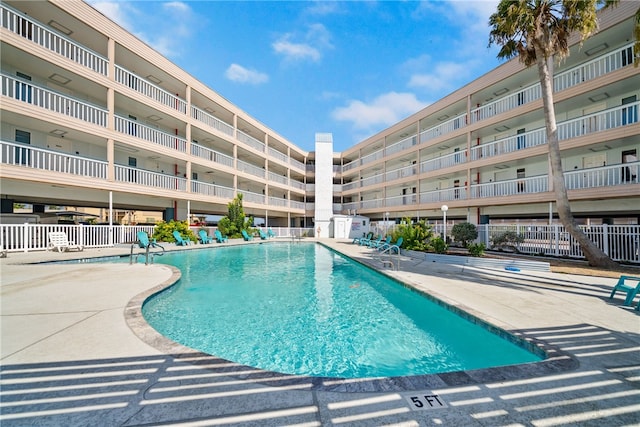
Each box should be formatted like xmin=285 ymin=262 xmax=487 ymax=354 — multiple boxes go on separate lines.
xmin=268 ymin=146 xmax=287 ymax=163
xmin=2 ymin=74 xmax=108 ymax=127
xmin=385 ymin=135 xmax=417 ymax=156
xmin=191 ymin=181 xmax=234 ymax=199
xmin=114 ymin=116 xmax=187 ymax=152
xmin=385 ymin=194 xmax=418 ymax=207
xmin=360 ymin=150 xmax=384 ymax=167
xmin=419 ymin=113 xmax=467 ymax=143
xmin=361 ymin=199 xmax=384 ymax=209
xmin=268 ymin=196 xmax=288 ymax=207
xmin=471 ymin=42 xmax=634 ymax=124
xmin=291 ymin=179 xmax=305 ymax=190
xmin=290 ymin=200 xmax=305 ymax=210
xmin=242 ymin=191 xmax=265 ymax=204
xmin=1 ymin=4 xmax=109 ymax=76
xmin=477 ymin=224 xmax=640 ymax=263
xmin=420 ymin=150 xmax=466 ymax=173
xmin=191 ymin=105 xmax=234 ymax=136
xmin=190 ymin=144 xmax=234 ymax=168
xmin=470 ymin=101 xmax=639 ymax=161
xmin=419 ymin=187 xmax=467 ymax=203
xmin=1 ymin=140 xmax=108 ymax=178
xmin=361 ymin=173 xmax=384 ymax=187
xmin=290 ymin=157 xmax=306 ymax=171
xmin=564 ymin=162 xmax=639 ymax=189
xmin=342 ymin=160 xmax=358 ymax=172
xmin=342 ymin=181 xmax=359 ymax=191
xmin=237 ymin=159 xmax=265 ymax=178
xmin=114 ymin=66 xmax=187 ymax=113
xmin=472 ymin=175 xmax=549 ymax=198
xmin=268 ymin=171 xmax=288 ymax=186
xmin=385 ymin=164 xmax=417 ymax=181
xmin=114 ymin=165 xmax=187 ymax=191
xmin=554 ymin=43 xmax=634 ymax=92
xmin=237 ymin=130 xmax=265 ymax=152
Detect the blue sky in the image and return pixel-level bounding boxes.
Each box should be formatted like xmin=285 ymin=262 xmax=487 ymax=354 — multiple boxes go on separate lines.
xmin=88 ymin=0 xmax=503 ymax=152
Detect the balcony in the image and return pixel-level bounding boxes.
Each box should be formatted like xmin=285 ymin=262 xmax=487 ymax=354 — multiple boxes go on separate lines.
xmin=268 ymin=146 xmax=287 ymax=163
xmin=420 ymin=150 xmax=466 ymax=173
xmin=191 ymin=144 xmax=234 ymax=168
xmin=385 ymin=135 xmax=417 ymax=156
xmin=1 ymin=140 xmax=107 ymax=179
xmin=114 ymin=165 xmax=187 ymax=191
xmin=564 ymin=162 xmax=639 ymax=190
xmin=1 ymin=4 xmax=108 ymax=76
xmin=471 ymin=175 xmax=548 ymax=198
xmin=114 ymin=66 xmax=187 ymax=114
xmin=237 ymin=130 xmax=265 ymax=153
xmin=114 ymin=116 xmax=187 ymax=152
xmin=419 ymin=113 xmax=467 ymax=144
xmin=419 ymin=187 xmax=468 ymax=204
xmin=385 ymin=194 xmax=418 ymax=207
xmin=237 ymin=159 xmax=265 ymax=179
xmin=268 ymin=171 xmax=288 ymax=186
xmin=191 ymin=181 xmax=234 ymax=199
xmin=290 ymin=157 xmax=305 ymax=171
xmin=191 ymin=105 xmax=234 ymax=137
xmin=385 ymin=164 xmax=418 ymax=182
xmin=2 ymin=73 xmax=108 ymax=127
xmin=470 ymin=101 xmax=639 ymax=161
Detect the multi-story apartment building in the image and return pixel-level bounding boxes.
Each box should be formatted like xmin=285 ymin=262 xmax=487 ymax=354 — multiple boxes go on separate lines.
xmin=1 ymin=1 xmax=638 ymax=231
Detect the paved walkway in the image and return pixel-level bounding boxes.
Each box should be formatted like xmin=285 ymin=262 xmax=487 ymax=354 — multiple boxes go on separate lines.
xmin=1 ymin=239 xmax=639 ymax=426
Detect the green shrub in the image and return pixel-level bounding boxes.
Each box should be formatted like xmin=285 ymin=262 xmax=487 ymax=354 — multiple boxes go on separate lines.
xmin=430 ymin=236 xmax=448 ymax=254
xmin=391 ymin=218 xmax=434 ymax=251
xmin=217 ymin=194 xmax=254 ymax=238
xmin=491 ymin=231 xmax=524 ymax=252
xmin=152 ymin=220 xmax=197 ymax=243
xmin=467 ymin=242 xmax=486 ymax=257
xmin=451 ymin=222 xmax=478 ymax=248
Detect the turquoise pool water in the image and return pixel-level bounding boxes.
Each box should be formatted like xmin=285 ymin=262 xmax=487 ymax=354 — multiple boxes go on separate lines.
xmin=142 ymin=242 xmax=542 ymax=378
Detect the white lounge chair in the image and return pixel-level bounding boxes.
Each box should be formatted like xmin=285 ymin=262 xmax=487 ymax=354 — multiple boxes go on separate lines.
xmin=47 ymin=232 xmax=83 ymax=252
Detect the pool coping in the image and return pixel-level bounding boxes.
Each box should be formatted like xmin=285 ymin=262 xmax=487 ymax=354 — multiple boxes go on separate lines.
xmin=123 ymin=242 xmax=579 ymax=393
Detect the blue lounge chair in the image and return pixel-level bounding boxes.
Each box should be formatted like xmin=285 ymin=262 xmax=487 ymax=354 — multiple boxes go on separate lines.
xmin=172 ymin=230 xmax=190 ymax=246
xmin=370 ymin=235 xmax=391 ymax=249
xmin=364 ymin=235 xmax=382 ymax=247
xmin=241 ymin=230 xmax=253 ymax=241
xmin=380 ymin=236 xmax=403 ymax=253
xmin=353 ymin=232 xmax=372 ymax=245
xmin=198 ymin=230 xmax=213 ymax=244
xmin=215 ymin=230 xmax=228 ymax=243
xmin=258 ymin=229 xmax=268 ymax=240
xmin=267 ymin=228 xmax=276 ymax=238
xmin=137 ymin=231 xmax=163 ymax=249
xmin=609 ymin=275 xmax=640 ymax=306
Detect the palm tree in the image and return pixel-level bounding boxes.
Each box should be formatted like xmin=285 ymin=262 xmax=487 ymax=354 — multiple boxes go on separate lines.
xmin=488 ymin=0 xmax=620 ymax=268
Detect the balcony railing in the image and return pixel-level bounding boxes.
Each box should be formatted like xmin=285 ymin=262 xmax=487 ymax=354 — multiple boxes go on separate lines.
xmin=470 ymin=101 xmax=639 ymax=161
xmin=268 ymin=196 xmax=288 ymax=207
xmin=471 ymin=42 xmax=635 ymax=124
xmin=360 ymin=149 xmax=384 ymax=168
xmin=385 ymin=135 xmax=417 ymax=156
xmin=290 ymin=200 xmax=305 ymax=210
xmin=342 ymin=181 xmax=359 ymax=191
xmin=190 ymin=144 xmax=234 ymax=168
xmin=114 ymin=165 xmax=187 ymax=191
xmin=1 ymin=4 xmax=109 ymax=76
xmin=114 ymin=66 xmax=187 ymax=114
xmin=1 ymin=140 xmax=107 ymax=178
xmin=361 ymin=173 xmax=384 ymax=187
xmin=290 ymin=157 xmax=306 ymax=171
xmin=242 ymin=191 xmax=265 ymax=204
xmin=191 ymin=105 xmax=234 ymax=136
xmin=385 ymin=194 xmax=418 ymax=207
xmin=237 ymin=160 xmax=265 ymax=178
xmin=471 ymin=175 xmax=549 ymax=198
xmin=114 ymin=116 xmax=187 ymax=152
xmin=420 ymin=150 xmax=467 ymax=173
xmin=2 ymin=74 xmax=108 ymax=127
xmin=291 ymin=179 xmax=305 ymax=190
xmin=361 ymin=199 xmax=384 ymax=209
xmin=419 ymin=113 xmax=467 ymax=144
xmin=419 ymin=187 xmax=467 ymax=203
xmin=191 ymin=181 xmax=234 ymax=199
xmin=237 ymin=130 xmax=265 ymax=152
xmin=385 ymin=164 xmax=417 ymax=181
xmin=268 ymin=171 xmax=288 ymax=186
xmin=268 ymin=146 xmax=287 ymax=163
xmin=564 ymin=161 xmax=639 ymax=190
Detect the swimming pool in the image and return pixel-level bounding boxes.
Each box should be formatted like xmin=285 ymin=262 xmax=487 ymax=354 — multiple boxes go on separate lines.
xmin=142 ymin=242 xmax=542 ymax=379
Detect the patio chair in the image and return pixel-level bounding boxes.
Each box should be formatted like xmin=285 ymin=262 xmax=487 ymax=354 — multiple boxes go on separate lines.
xmin=137 ymin=231 xmax=163 ymax=249
xmin=380 ymin=236 xmax=403 ymax=253
xmin=363 ymin=235 xmax=382 ymax=247
xmin=172 ymin=230 xmax=190 ymax=246
xmin=258 ymin=229 xmax=268 ymax=240
xmin=198 ymin=230 xmax=214 ymax=244
xmin=608 ymin=275 xmax=640 ymax=306
xmin=214 ymin=230 xmax=228 ymax=243
xmin=353 ymin=232 xmax=372 ymax=245
xmin=47 ymin=231 xmax=83 ymax=252
xmin=267 ymin=228 xmax=276 ymax=238
xmin=241 ymin=230 xmax=253 ymax=241
xmin=370 ymin=235 xmax=391 ymax=249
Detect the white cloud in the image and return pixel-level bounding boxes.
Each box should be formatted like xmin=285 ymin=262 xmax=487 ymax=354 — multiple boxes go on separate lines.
xmin=87 ymin=1 xmax=200 ymax=58
xmin=225 ymin=64 xmax=269 ymax=85
xmin=272 ymin=23 xmax=333 ymax=63
xmin=332 ymin=92 xmax=429 ymax=131
xmin=408 ymin=61 xmax=470 ymax=93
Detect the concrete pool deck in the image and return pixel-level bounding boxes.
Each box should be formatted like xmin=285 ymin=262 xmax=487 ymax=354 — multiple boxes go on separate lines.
xmin=1 ymin=239 xmax=639 ymax=426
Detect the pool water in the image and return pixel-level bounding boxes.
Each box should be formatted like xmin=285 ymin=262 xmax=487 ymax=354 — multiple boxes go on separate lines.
xmin=142 ymin=242 xmax=542 ymax=378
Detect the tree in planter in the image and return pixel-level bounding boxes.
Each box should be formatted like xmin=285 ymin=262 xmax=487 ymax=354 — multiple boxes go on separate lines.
xmin=488 ymin=0 xmax=620 ymax=268
xmin=217 ymin=193 xmax=254 ymax=239
xmin=451 ymin=222 xmax=478 ymax=248
xmin=491 ymin=231 xmax=525 ymax=252
xmin=391 ymin=218 xmax=434 ymax=251
xmin=152 ymin=220 xmax=197 ymax=243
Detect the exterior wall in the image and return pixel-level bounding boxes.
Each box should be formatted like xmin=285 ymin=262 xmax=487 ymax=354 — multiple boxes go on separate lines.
xmin=314 ymin=133 xmax=334 ymax=237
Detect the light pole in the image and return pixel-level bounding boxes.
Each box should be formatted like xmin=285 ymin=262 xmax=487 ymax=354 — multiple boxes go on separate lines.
xmin=385 ymin=212 xmax=390 ymax=236
xmin=441 ymin=205 xmax=448 ymax=243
